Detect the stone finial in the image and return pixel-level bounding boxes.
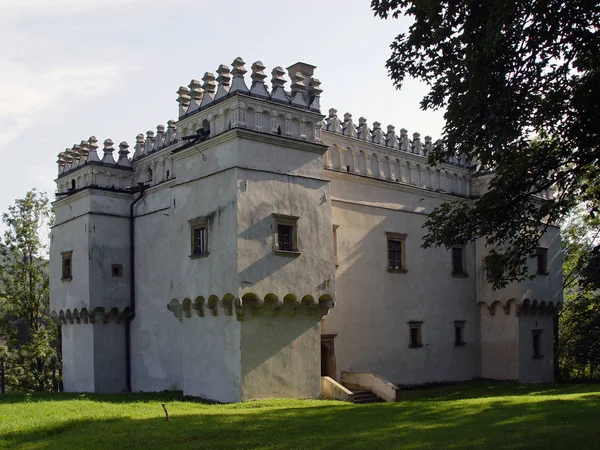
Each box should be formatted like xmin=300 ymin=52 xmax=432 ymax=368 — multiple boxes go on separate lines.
xmin=176 ymin=86 xmax=191 ymax=118
xmin=400 ymin=128 xmax=409 ymax=152
xmin=308 ymin=78 xmax=322 ymax=111
xmin=134 ymin=133 xmax=145 ymax=159
xmin=187 ymin=80 xmax=203 ymax=115
xmin=424 ymin=135 xmax=432 ymax=156
xmin=166 ymin=120 xmax=177 ymax=145
xmin=87 ymin=136 xmax=100 ymax=162
xmin=214 ymin=64 xmax=231 ymax=101
xmin=101 ymin=139 xmax=116 ymax=164
xmin=250 ymin=61 xmax=270 ymax=97
xmin=117 ymin=141 xmax=131 ymax=167
xmin=57 ymin=152 xmax=66 ymax=174
xmin=270 ymin=66 xmax=289 ymax=103
xmin=357 ymin=117 xmax=370 ymax=141
xmin=230 ymin=57 xmax=249 ymax=94
xmin=290 ymin=71 xmax=308 ymax=107
xmin=200 ymin=72 xmax=217 ymax=107
xmin=64 ymin=147 xmax=74 ymax=171
xmin=372 ymin=122 xmax=385 ymax=145
xmin=155 ymin=124 xmax=166 ymax=148
xmin=72 ymin=144 xmax=82 ymax=167
xmin=145 ymin=130 xmax=156 ymax=154
xmin=342 ymin=113 xmax=357 ymax=138
xmin=386 ymin=125 xmax=399 ymax=149
xmin=412 ymin=132 xmax=422 ymax=154
xmin=326 ymin=108 xmax=342 ymax=133
xmin=80 ymin=140 xmax=90 ymax=163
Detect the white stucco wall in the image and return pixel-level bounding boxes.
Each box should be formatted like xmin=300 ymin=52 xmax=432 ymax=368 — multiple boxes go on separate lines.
xmin=518 ymin=314 xmax=555 ymax=382
xmin=61 ymin=324 xmax=94 ymax=392
xmin=479 ymin=308 xmax=519 ymax=380
xmin=323 ymin=172 xmax=478 ymax=385
xmin=240 ymin=312 xmax=321 ymax=400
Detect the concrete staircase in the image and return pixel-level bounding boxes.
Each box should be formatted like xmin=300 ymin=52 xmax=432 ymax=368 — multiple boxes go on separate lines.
xmin=351 ymin=389 xmax=383 ymax=404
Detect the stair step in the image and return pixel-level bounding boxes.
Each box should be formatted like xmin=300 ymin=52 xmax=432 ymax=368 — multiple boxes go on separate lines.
xmin=351 ymin=389 xmax=383 ymax=404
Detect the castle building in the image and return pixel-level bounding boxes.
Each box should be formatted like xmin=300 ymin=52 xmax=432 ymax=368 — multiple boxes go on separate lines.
xmin=49 ymin=58 xmax=563 ymax=402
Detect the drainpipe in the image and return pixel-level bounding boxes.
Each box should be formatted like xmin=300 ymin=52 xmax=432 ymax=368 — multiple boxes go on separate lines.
xmin=126 ymin=182 xmax=145 ymax=392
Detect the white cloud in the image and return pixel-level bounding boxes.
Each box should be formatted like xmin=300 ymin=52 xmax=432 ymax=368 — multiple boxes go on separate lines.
xmin=0 ymin=61 xmax=130 ymax=152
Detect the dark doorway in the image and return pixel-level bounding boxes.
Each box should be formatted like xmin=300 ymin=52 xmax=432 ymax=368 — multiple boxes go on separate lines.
xmin=321 ymin=334 xmax=337 ymax=378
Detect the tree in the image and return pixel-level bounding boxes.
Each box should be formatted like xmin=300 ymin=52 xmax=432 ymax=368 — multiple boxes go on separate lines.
xmin=558 ymin=208 xmax=600 ymax=379
xmin=372 ymin=0 xmax=600 ymax=288
xmin=0 ymin=189 xmax=58 ymax=391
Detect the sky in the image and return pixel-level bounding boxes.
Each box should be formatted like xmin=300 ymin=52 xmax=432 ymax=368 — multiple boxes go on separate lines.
xmin=0 ymin=0 xmax=445 ymax=220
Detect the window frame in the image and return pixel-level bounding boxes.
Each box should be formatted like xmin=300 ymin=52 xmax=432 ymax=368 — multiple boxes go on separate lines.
xmin=273 ymin=213 xmax=300 ymax=257
xmin=386 ymin=232 xmax=407 ymax=273
xmin=61 ymin=251 xmax=73 ymax=281
xmin=451 ymin=245 xmax=468 ymax=277
xmin=408 ymin=320 xmax=423 ymax=348
xmin=536 ymin=247 xmax=549 ymax=275
xmin=454 ymin=320 xmax=466 ymax=346
xmin=189 ymin=217 xmax=209 ymax=259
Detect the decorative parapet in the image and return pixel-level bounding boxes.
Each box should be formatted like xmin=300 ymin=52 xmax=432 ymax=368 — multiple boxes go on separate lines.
xmin=477 ymin=298 xmax=563 ymax=317
xmin=322 ymin=118 xmax=473 ymax=198
xmin=51 ymin=306 xmax=133 ymax=324
xmin=167 ymin=292 xmax=334 ymax=322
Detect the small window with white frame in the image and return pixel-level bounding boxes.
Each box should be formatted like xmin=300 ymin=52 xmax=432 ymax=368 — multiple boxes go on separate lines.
xmin=387 ymin=232 xmax=407 ymax=272
xmin=532 ymin=329 xmax=543 ymax=358
xmin=536 ymin=248 xmax=548 ymax=275
xmin=273 ymin=213 xmax=300 ymax=256
xmin=189 ymin=217 xmax=209 ymax=258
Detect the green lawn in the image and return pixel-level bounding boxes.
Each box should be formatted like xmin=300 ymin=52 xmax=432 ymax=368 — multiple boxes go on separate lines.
xmin=0 ymin=381 xmax=598 ymax=449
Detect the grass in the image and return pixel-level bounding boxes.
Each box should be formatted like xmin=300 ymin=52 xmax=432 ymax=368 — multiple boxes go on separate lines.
xmin=0 ymin=381 xmax=599 ymax=449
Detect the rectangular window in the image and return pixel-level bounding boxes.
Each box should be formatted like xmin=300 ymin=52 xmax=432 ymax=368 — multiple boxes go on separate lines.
xmin=454 ymin=321 xmax=466 ymax=346
xmin=61 ymin=251 xmax=73 ymax=280
xmin=532 ymin=329 xmax=543 ymax=358
xmin=452 ymin=246 xmax=466 ymax=275
xmin=536 ymin=248 xmax=548 ymax=275
xmin=189 ymin=217 xmax=209 ymax=258
xmin=408 ymin=321 xmax=422 ymax=348
xmin=273 ymin=214 xmax=300 ymax=256
xmin=386 ymin=232 xmax=407 ymax=272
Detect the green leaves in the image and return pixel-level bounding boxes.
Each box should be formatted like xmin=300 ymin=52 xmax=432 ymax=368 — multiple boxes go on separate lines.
xmin=373 ymin=0 xmax=600 ymax=287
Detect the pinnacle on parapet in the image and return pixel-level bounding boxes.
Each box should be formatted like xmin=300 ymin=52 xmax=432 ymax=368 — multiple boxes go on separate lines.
xmin=270 ymin=66 xmax=289 ymax=103
xmin=166 ymin=120 xmax=177 ymax=145
xmin=117 ymin=141 xmax=131 ymax=167
xmin=343 ymin=113 xmax=357 ymax=138
xmin=308 ymin=78 xmax=322 ymax=111
xmin=200 ymin=72 xmax=217 ymax=108
xmin=57 ymin=152 xmax=66 ymax=174
xmin=176 ymin=86 xmax=191 ymax=118
xmin=424 ymin=136 xmax=432 ymax=156
xmin=187 ymin=80 xmax=203 ymax=115
xmin=250 ymin=61 xmax=269 ymax=98
xmin=134 ymin=133 xmax=145 ymax=159
xmin=412 ymin=132 xmax=422 ymax=155
xmin=214 ymin=64 xmax=231 ymax=101
xmin=372 ymin=122 xmax=385 ymax=145
xmin=230 ymin=57 xmax=249 ymax=94
xmin=357 ymin=117 xmax=369 ymax=141
xmin=72 ymin=144 xmax=82 ymax=168
xmin=64 ymin=147 xmax=74 ymax=171
xmin=145 ymin=130 xmax=156 ymax=154
xmin=290 ymin=71 xmax=308 ymax=107
xmin=88 ymin=136 xmax=100 ymax=162
xmin=155 ymin=125 xmax=166 ymax=149
xmin=80 ymin=140 xmax=90 ymax=161
xmin=102 ymin=139 xmax=116 ymax=165
xmin=400 ymin=128 xmax=409 ymax=152
xmin=386 ymin=125 xmax=398 ymax=149
xmin=326 ymin=108 xmax=342 ymax=133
